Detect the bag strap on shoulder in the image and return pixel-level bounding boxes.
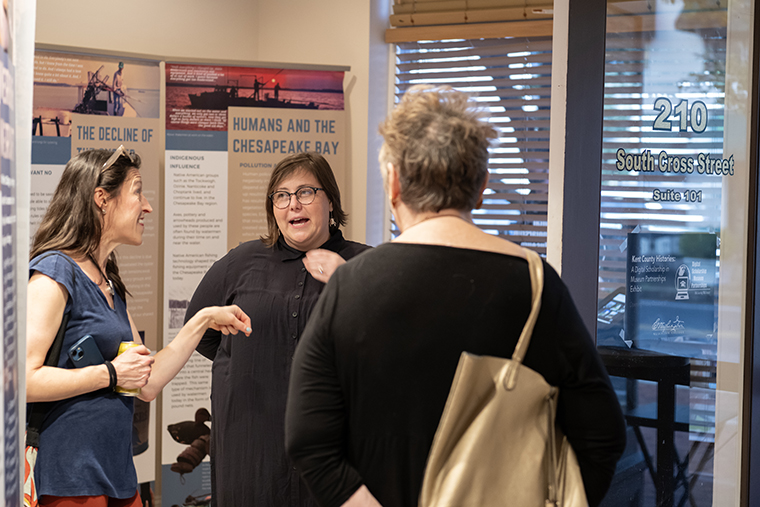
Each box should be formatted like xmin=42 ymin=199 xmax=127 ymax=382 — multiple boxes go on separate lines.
xmin=26 ymin=252 xmax=78 ymax=447
xmin=504 ymin=248 xmax=544 ymax=390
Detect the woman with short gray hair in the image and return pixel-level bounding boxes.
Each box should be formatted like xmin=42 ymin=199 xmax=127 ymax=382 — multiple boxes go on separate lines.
xmin=286 ymin=86 xmax=626 ymax=507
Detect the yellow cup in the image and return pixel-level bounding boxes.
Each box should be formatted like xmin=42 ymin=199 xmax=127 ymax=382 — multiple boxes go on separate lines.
xmin=114 ymin=341 xmax=141 ymax=396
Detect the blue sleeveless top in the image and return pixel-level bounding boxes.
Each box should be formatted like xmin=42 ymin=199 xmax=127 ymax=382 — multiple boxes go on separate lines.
xmin=30 ymin=251 xmax=137 ymax=499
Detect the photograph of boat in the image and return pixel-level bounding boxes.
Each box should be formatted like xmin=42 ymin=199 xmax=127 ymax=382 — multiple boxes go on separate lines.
xmin=188 ymin=84 xmax=320 ymax=110
xmin=166 ymin=63 xmax=344 ymax=131
xmin=33 ymin=51 xmax=160 ymax=136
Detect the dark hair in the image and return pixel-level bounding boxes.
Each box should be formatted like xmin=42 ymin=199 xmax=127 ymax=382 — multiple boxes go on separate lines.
xmin=379 ymin=85 xmax=497 ymax=213
xmin=260 ymin=152 xmax=347 ymax=247
xmin=30 ymin=148 xmax=142 ymax=299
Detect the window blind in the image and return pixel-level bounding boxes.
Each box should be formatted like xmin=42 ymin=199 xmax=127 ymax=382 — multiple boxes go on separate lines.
xmin=393 ymin=36 xmax=552 ymax=253
xmin=389 ymin=1 xmax=553 ymax=28
xmin=386 ymin=0 xmax=553 ymax=43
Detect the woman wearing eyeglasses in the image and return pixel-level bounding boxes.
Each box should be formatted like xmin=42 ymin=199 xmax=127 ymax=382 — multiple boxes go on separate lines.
xmin=185 ymin=151 xmax=370 ymax=506
xmin=26 ymin=147 xmax=252 ymax=507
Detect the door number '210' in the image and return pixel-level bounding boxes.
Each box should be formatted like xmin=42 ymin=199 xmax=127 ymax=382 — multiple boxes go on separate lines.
xmin=652 ymin=98 xmax=708 ymax=133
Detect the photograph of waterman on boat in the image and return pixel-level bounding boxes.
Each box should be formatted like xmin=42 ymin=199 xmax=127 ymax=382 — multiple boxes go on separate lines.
xmin=165 ymin=63 xmax=344 ymax=131
xmin=33 ymin=51 xmax=160 ymax=136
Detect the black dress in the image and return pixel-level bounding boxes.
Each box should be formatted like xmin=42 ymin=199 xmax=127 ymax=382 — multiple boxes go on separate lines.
xmin=285 ymin=243 xmax=627 ymax=507
xmin=186 ymin=231 xmax=370 ymax=507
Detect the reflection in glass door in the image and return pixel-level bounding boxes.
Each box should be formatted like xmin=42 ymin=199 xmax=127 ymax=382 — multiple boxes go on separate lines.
xmin=596 ymin=1 xmax=754 ymax=505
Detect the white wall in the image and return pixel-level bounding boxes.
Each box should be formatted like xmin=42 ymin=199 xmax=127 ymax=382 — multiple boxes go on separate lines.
xmin=365 ymin=0 xmax=392 ymax=246
xmin=254 ymin=0 xmax=376 ymax=242
xmin=35 ymin=0 xmax=260 ymax=62
xmin=34 ymin=0 xmax=383 ymax=243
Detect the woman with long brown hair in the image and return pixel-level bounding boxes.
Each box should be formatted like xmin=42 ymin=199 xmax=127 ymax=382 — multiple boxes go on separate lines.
xmin=26 ymin=146 xmax=251 ymax=507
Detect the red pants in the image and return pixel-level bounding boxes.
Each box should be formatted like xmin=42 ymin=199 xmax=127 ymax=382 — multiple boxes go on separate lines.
xmin=40 ymin=491 xmax=142 ymax=507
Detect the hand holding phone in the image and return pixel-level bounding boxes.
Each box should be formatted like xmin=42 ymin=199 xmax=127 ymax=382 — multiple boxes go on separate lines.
xmin=68 ymin=335 xmax=105 ymax=368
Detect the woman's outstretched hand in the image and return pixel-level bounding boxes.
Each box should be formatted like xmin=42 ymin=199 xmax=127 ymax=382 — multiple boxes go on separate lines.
xmin=204 ymin=305 xmax=252 ymax=336
xmin=111 ymin=344 xmax=154 ymax=390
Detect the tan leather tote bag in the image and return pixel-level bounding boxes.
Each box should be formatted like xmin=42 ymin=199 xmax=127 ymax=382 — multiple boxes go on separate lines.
xmin=419 ymin=249 xmax=588 ymax=507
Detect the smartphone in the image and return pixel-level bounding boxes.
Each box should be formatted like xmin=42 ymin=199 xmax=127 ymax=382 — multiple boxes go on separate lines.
xmin=68 ymin=335 xmax=105 ymax=368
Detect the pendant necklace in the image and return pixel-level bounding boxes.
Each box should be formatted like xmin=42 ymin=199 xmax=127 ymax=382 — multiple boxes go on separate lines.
xmin=89 ymin=254 xmax=115 ymax=297
xmin=105 ymin=279 xmax=115 ymax=297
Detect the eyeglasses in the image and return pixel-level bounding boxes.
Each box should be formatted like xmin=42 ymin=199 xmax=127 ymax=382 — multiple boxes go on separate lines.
xmin=269 ymin=186 xmax=324 ymax=209
xmin=101 ymin=145 xmax=134 ymax=174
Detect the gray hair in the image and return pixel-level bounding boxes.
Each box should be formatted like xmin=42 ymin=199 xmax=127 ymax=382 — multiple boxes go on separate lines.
xmin=378 ymin=85 xmax=496 ymax=213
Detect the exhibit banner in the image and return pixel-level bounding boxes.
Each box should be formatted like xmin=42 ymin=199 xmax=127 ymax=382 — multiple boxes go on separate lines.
xmin=162 ymin=62 xmax=345 ymax=505
xmin=30 ymin=49 xmax=161 ymax=495
xmin=227 ymin=106 xmax=345 ymax=248
xmin=1 ymin=1 xmax=18 ymax=503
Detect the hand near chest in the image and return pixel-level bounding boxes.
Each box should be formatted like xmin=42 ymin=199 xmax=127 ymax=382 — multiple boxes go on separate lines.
xmin=303 ymin=249 xmax=346 ymax=283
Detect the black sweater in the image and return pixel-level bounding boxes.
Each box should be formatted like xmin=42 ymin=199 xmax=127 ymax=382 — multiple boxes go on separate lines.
xmin=286 ymin=243 xmax=626 ymax=507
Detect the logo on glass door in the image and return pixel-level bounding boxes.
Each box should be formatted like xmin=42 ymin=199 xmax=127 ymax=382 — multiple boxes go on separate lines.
xmin=675 ymin=264 xmax=691 ymax=300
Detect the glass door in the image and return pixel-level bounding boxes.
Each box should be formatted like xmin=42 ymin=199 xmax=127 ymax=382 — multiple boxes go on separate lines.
xmin=596 ymin=1 xmax=755 ymax=505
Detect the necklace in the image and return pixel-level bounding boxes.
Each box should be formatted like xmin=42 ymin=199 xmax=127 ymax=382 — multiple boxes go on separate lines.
xmin=104 ymin=279 xmax=115 ymax=297
xmin=402 ymin=213 xmax=471 ymax=233
xmin=88 ymin=254 xmax=115 ymax=297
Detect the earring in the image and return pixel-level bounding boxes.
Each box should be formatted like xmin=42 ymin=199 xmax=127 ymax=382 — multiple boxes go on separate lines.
xmin=101 ymin=207 xmax=106 ymax=215
xmin=329 ymin=211 xmax=337 ymax=228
